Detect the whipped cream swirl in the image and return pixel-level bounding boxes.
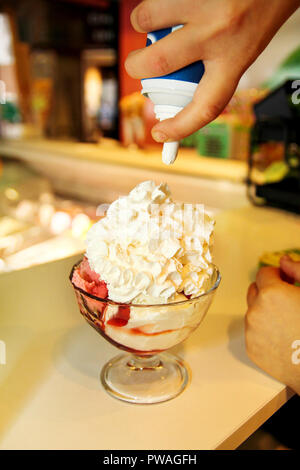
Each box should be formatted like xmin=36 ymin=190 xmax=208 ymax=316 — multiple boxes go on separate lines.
xmin=86 ymin=181 xmax=215 ymax=304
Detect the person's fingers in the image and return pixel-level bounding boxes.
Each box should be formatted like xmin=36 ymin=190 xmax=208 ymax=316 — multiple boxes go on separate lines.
xmin=151 ymin=60 xmax=240 ymax=141
xmin=280 ymin=255 xmax=300 ymax=283
xmin=247 ymin=282 xmax=258 ymax=308
xmin=125 ymin=24 xmax=202 ymax=79
xmin=255 ymin=266 xmax=281 ymax=290
xmin=130 ymin=0 xmax=191 ymax=33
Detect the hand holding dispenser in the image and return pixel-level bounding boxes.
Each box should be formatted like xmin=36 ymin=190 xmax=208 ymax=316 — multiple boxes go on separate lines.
xmin=141 ymin=26 xmax=205 ymax=164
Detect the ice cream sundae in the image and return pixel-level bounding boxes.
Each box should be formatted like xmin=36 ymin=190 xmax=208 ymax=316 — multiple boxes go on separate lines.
xmin=70 ymin=181 xmax=220 ymax=403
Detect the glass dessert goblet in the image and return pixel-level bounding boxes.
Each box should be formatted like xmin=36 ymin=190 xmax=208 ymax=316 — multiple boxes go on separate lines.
xmin=70 ymin=262 xmax=221 ymax=404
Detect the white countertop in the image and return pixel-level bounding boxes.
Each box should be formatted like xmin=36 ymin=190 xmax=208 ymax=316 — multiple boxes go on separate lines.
xmin=0 ymin=138 xmax=248 ymax=182
xmin=0 ymin=205 xmax=299 ymax=450
xmin=0 ymin=138 xmax=248 ymax=211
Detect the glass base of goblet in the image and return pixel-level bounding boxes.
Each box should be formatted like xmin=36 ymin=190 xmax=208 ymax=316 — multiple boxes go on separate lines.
xmin=101 ymin=352 xmax=190 ymax=404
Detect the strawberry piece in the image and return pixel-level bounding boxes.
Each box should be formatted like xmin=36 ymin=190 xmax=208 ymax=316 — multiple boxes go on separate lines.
xmin=73 ymin=257 xmax=108 ymax=299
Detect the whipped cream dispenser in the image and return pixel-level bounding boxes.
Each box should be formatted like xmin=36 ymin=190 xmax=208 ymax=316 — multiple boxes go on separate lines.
xmin=141 ymin=25 xmax=205 ymax=164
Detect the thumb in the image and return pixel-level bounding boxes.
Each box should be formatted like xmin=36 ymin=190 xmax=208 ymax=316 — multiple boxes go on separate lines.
xmin=151 ymin=60 xmax=241 ymax=142
xmin=280 ymin=255 xmax=300 ymax=283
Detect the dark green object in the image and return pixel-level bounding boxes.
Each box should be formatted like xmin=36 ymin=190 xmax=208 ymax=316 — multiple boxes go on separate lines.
xmin=0 ymin=102 xmax=21 ymax=123
xmin=181 ymin=133 xmax=197 ymax=148
xmin=196 ymin=122 xmax=230 ymax=159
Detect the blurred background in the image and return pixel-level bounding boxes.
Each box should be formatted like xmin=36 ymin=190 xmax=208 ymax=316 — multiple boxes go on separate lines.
xmin=0 ymin=0 xmax=299 ymax=273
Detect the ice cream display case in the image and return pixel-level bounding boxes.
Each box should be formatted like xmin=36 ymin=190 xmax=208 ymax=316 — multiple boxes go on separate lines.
xmin=0 ymin=159 xmax=99 ymax=272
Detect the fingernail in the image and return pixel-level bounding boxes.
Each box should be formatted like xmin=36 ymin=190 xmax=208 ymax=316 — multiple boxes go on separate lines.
xmin=152 ymin=130 xmax=168 ymax=143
